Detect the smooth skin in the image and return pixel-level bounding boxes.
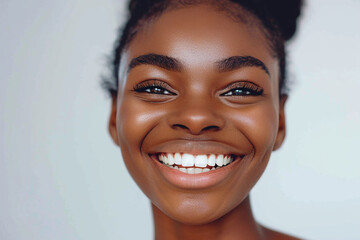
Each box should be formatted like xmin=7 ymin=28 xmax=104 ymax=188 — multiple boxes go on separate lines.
xmin=109 ymin=4 xmax=299 ymax=240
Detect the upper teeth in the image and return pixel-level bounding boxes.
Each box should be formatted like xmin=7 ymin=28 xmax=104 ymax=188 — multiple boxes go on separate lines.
xmin=158 ymin=153 xmax=234 ymax=168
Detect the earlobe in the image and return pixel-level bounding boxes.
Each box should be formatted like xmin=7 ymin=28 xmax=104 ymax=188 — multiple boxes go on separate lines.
xmin=273 ymin=95 xmax=287 ymax=151
xmin=108 ymin=95 xmax=120 ymax=146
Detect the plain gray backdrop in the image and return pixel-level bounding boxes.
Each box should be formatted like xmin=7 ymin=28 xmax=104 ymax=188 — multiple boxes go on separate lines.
xmin=1 ymin=0 xmax=359 ymax=239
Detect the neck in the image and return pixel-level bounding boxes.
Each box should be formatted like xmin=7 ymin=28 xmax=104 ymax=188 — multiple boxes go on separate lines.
xmin=152 ymin=196 xmax=265 ymax=240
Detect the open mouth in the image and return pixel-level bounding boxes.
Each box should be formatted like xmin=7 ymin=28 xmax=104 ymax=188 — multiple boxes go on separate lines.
xmin=152 ymin=153 xmax=242 ymax=174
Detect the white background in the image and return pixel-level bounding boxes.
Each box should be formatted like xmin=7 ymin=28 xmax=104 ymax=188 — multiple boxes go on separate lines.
xmin=0 ymin=0 xmax=359 ymax=239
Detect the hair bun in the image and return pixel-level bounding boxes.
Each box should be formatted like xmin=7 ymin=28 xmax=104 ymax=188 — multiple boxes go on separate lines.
xmin=260 ymin=0 xmax=304 ymax=41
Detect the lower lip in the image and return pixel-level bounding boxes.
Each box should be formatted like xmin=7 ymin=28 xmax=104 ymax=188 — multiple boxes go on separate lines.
xmin=149 ymin=155 xmax=244 ymax=189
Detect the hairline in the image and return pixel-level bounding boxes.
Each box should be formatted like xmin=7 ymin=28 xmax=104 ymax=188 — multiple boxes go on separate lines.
xmin=123 ymin=1 xmax=277 ymax=57
xmin=111 ymin=0 xmax=285 ymax=97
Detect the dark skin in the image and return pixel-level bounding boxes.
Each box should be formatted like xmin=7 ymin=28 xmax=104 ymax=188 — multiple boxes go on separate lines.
xmin=109 ymin=4 xmax=300 ymax=240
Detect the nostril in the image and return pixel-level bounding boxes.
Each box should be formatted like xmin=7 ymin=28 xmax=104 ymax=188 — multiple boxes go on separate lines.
xmin=202 ymin=125 xmax=220 ymax=132
xmin=173 ymin=124 xmax=189 ymax=130
xmin=172 ymin=124 xmax=220 ymax=134
xmin=169 ymin=110 xmax=225 ymax=135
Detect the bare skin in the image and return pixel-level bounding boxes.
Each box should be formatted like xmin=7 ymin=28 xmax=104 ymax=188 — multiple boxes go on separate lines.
xmin=153 ymin=197 xmax=299 ymax=240
xmin=109 ymin=4 xmax=300 ymax=240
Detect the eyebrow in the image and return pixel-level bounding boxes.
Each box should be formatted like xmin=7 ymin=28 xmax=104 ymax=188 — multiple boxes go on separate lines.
xmin=216 ymin=56 xmax=270 ymax=76
xmin=128 ymin=53 xmax=183 ymax=72
xmin=128 ymin=54 xmax=270 ymax=76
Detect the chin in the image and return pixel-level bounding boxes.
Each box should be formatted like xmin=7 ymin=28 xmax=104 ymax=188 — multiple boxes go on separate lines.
xmin=161 ymin=202 xmax=222 ymax=225
xmin=153 ymin=191 xmax=249 ymax=225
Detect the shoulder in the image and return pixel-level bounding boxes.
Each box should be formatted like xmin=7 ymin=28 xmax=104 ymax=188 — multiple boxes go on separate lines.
xmin=261 ymin=226 xmax=302 ymax=240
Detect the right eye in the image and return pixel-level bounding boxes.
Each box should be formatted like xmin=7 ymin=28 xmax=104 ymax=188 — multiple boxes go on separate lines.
xmin=137 ymin=86 xmax=172 ymax=95
xmin=133 ymin=80 xmax=175 ymax=95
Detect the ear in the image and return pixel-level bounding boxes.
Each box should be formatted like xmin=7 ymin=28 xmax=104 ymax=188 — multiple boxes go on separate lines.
xmin=108 ymin=95 xmax=120 ymax=146
xmin=273 ymin=95 xmax=287 ymax=151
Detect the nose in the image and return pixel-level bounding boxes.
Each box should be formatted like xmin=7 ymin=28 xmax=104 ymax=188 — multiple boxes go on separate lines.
xmin=167 ymin=98 xmax=226 ymax=135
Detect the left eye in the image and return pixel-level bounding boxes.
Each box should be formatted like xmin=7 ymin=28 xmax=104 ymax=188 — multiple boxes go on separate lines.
xmin=221 ymin=88 xmax=262 ymax=96
xmin=220 ymin=82 xmax=263 ymax=97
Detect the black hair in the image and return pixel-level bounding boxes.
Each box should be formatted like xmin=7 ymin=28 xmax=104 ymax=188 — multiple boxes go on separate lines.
xmin=102 ymin=0 xmax=303 ymax=97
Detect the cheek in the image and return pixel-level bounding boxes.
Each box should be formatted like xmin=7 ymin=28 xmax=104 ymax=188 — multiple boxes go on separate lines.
xmin=229 ymin=102 xmax=279 ymax=157
xmin=117 ymin=96 xmax=165 ymax=152
xmin=116 ymin=96 xmax=166 ymax=189
xmin=220 ymin=102 xmax=279 ymax=208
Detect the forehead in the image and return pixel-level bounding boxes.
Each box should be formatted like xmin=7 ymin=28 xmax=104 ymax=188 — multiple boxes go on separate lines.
xmin=126 ymin=4 xmax=278 ymax=79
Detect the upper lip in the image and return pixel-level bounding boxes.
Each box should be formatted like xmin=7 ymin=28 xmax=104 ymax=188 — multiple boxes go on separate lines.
xmin=145 ymin=139 xmax=246 ymax=156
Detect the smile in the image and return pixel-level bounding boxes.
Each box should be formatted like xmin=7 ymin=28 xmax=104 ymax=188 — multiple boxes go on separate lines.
xmin=155 ymin=153 xmax=238 ymax=174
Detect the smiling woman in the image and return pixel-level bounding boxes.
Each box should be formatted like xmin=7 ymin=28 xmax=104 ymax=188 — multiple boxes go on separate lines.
xmin=102 ymin=0 xmax=303 ymax=239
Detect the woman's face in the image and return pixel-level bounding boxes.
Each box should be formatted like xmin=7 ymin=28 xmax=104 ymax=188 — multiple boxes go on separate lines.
xmin=109 ymin=5 xmax=286 ymax=224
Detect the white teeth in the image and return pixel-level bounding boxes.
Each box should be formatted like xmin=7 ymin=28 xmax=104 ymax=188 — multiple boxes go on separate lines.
xmin=167 ymin=153 xmax=175 ymax=165
xmin=157 ymin=153 xmax=236 ymax=173
xmin=159 ymin=154 xmax=169 ymax=164
xmin=224 ymin=155 xmax=230 ymax=165
xmin=174 ymin=153 xmax=182 ymax=165
xmin=195 ymin=155 xmax=207 ymax=167
xmin=215 ymin=154 xmax=224 ymax=166
xmin=182 ymin=154 xmax=195 ymax=167
xmin=208 ymin=154 xmax=216 ymax=166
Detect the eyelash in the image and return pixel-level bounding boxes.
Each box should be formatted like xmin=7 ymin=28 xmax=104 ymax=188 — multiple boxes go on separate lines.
xmin=133 ymin=80 xmax=263 ymax=97
xmin=133 ymin=80 xmax=175 ymax=95
xmin=220 ymin=81 xmax=263 ymax=97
